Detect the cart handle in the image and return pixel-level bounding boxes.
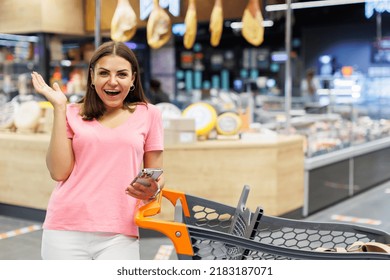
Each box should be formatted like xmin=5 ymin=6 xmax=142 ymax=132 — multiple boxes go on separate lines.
xmin=135 ymin=188 xmax=194 ymax=256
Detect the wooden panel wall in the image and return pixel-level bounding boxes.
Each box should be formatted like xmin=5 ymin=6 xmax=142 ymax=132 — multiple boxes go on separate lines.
xmin=0 ymin=0 xmax=85 ymax=35
xmin=0 ymin=0 xmax=42 ymax=34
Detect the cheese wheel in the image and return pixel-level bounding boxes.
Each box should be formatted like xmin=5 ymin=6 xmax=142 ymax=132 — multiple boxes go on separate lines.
xmin=0 ymin=102 xmax=18 ymax=129
xmin=14 ymin=101 xmax=41 ymax=130
xmin=182 ymin=102 xmax=217 ymax=136
xmin=155 ymin=102 xmax=182 ymax=119
xmin=216 ymin=112 xmax=242 ymax=135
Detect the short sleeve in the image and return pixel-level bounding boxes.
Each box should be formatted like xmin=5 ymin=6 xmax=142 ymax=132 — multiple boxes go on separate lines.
xmin=66 ymin=120 xmax=74 ymax=139
xmin=65 ymin=104 xmax=77 ymax=139
xmin=144 ymin=105 xmax=164 ymax=152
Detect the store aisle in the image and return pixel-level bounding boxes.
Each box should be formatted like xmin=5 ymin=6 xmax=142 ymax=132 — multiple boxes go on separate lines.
xmin=0 ymin=215 xmax=177 ymax=260
xmin=0 ymin=180 xmax=389 ymax=260
xmin=304 ymin=180 xmax=390 ymax=233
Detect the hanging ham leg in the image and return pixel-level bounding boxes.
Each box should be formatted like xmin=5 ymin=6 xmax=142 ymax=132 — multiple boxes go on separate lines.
xmin=147 ymin=0 xmax=172 ymax=49
xmin=241 ymin=0 xmax=264 ymax=46
xmin=110 ymin=0 xmax=137 ymax=42
xmin=184 ymin=0 xmax=197 ymax=49
xmin=209 ymin=0 xmax=223 ymax=47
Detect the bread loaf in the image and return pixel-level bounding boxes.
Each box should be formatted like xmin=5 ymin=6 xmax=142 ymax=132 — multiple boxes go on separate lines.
xmin=209 ymin=0 xmax=223 ymax=47
xmin=110 ymin=0 xmax=137 ymax=42
xmin=184 ymin=0 xmax=197 ymax=49
xmin=241 ymin=0 xmax=264 ymax=46
xmin=147 ymin=0 xmax=172 ymax=49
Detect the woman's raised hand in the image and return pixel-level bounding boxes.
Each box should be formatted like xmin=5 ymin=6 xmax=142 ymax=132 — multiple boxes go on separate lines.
xmin=31 ymin=71 xmax=68 ymax=108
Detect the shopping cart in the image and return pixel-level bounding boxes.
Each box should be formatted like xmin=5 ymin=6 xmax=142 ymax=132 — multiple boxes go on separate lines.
xmin=135 ymin=185 xmax=390 ymax=260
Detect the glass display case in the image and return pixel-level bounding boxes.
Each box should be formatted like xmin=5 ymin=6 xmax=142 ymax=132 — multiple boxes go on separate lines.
xmin=0 ymin=34 xmax=96 ymax=107
xmin=0 ymin=33 xmax=40 ymax=104
xmin=255 ymin=68 xmax=390 ymax=159
xmin=254 ymin=69 xmax=390 ymax=217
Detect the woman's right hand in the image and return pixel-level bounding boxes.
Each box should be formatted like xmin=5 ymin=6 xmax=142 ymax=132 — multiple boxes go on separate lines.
xmin=31 ymin=71 xmax=68 ymax=108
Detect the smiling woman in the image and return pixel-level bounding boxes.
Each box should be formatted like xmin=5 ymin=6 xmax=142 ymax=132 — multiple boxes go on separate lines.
xmin=29 ymin=41 xmax=165 ymax=260
xmin=81 ymin=42 xmax=148 ymax=121
xmin=92 ymin=55 xmax=135 ymax=114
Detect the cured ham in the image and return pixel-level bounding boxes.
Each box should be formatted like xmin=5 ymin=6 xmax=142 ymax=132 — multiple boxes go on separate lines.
xmin=184 ymin=0 xmax=197 ymax=49
xmin=147 ymin=0 xmax=172 ymax=49
xmin=110 ymin=0 xmax=137 ymax=42
xmin=209 ymin=0 xmax=223 ymax=47
xmin=241 ymin=0 xmax=264 ymax=46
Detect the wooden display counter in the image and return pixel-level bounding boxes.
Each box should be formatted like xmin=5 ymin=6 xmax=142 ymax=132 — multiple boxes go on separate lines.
xmin=163 ymin=136 xmax=305 ymax=219
xmin=0 ymin=133 xmax=55 ymax=210
xmin=0 ymin=133 xmax=304 ymax=220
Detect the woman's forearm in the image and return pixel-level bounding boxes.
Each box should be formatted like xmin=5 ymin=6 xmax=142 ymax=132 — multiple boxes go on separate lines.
xmin=46 ymin=105 xmax=74 ymax=181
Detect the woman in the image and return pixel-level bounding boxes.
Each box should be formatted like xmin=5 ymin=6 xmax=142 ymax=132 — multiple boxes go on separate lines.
xmin=31 ymin=41 xmax=164 ymax=260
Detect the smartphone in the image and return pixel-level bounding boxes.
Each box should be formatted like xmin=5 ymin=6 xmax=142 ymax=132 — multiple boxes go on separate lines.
xmin=131 ymin=168 xmax=163 ymax=187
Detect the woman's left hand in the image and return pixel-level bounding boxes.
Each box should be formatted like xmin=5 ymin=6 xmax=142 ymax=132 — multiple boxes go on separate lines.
xmin=31 ymin=72 xmax=68 ymax=109
xmin=125 ymin=177 xmax=160 ymax=201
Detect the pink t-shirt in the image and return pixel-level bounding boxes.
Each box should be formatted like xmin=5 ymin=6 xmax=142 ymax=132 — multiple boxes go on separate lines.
xmin=43 ymin=103 xmax=164 ymax=236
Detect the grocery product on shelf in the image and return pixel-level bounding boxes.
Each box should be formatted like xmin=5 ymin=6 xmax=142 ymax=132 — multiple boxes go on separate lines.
xmin=13 ymin=100 xmax=41 ymax=132
xmin=182 ymin=102 xmax=217 ymax=138
xmin=216 ymin=111 xmax=242 ymax=136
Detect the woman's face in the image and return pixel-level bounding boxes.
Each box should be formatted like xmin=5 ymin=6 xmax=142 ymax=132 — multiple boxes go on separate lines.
xmin=91 ymin=54 xmax=135 ymax=110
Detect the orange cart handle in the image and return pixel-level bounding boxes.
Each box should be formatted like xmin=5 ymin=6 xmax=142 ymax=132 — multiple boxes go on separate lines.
xmin=135 ymin=188 xmax=194 ymax=256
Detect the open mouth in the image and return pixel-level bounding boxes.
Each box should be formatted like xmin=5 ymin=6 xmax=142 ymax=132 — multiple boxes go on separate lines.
xmin=104 ymin=90 xmax=120 ymax=96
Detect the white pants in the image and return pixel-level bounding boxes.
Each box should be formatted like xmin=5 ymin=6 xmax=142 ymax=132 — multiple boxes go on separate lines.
xmin=41 ymin=229 xmax=140 ymax=260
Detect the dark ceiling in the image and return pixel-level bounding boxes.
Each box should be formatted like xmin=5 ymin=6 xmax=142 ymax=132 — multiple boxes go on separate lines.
xmin=265 ymin=2 xmax=390 ymax=37
xmin=178 ymin=1 xmax=389 ymax=50
xmin=292 ymin=3 xmax=371 ymax=27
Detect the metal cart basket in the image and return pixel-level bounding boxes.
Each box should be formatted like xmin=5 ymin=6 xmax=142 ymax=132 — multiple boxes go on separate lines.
xmin=136 ymin=185 xmax=390 ymax=260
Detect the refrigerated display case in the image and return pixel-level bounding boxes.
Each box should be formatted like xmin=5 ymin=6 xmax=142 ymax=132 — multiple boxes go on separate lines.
xmin=255 ymin=69 xmax=390 ymax=217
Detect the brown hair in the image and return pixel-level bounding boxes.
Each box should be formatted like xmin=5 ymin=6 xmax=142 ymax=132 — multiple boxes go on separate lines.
xmin=80 ymin=41 xmax=148 ymax=120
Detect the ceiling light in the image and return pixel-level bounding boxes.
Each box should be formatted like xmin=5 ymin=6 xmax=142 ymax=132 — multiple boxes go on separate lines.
xmin=230 ymin=20 xmax=274 ymax=30
xmin=265 ymin=0 xmax=370 ymax=12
